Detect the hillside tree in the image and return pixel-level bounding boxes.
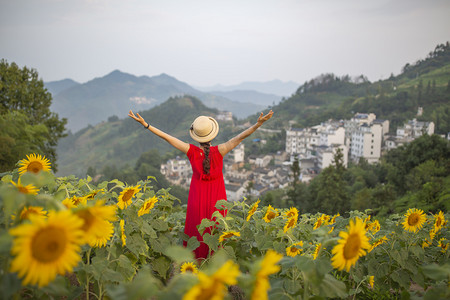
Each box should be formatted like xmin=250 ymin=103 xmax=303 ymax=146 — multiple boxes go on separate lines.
xmin=0 ymin=60 xmax=66 ymax=172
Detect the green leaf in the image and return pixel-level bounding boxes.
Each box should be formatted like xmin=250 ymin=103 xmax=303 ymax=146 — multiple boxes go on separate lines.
xmin=187 ymin=236 xmax=200 ymax=251
xmin=152 ymin=256 xmax=171 ymax=279
xmin=197 ymin=219 xmax=216 ymax=235
xmin=151 ymin=219 xmax=169 ymax=231
xmin=89 ymin=256 xmax=109 ymax=281
xmin=117 ymin=254 xmax=136 ymax=281
xmin=410 ymin=245 xmax=424 ymax=260
xmin=215 ymin=199 xmax=233 ymax=210
xmin=223 ymin=245 xmax=236 ymax=260
xmin=421 ymin=263 xmax=450 ymax=281
xmin=391 ymin=269 xmax=410 ymax=289
xmin=317 ymin=274 xmax=348 ymax=298
xmin=127 ymin=233 xmax=149 ymax=257
xmin=203 ymin=233 xmax=219 ymax=252
xmin=164 ymin=245 xmax=195 ymax=264
xmin=101 ymin=268 xmax=125 ymax=283
xmin=283 ymin=278 xmax=302 ymax=294
xmin=141 ymin=221 xmax=157 ymax=238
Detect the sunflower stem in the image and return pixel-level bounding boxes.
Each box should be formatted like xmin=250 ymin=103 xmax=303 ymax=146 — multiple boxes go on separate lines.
xmin=352 ymin=277 xmax=366 ymax=300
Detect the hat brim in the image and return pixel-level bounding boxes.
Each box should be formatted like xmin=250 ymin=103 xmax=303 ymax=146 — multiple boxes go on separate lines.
xmin=189 ymin=117 xmax=219 ymax=143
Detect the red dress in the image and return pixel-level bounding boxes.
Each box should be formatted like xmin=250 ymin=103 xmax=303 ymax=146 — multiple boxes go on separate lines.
xmin=183 ymin=144 xmax=227 ymax=259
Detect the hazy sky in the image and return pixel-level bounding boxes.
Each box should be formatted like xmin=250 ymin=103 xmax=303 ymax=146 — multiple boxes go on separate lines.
xmin=1 ymin=0 xmax=449 ymax=87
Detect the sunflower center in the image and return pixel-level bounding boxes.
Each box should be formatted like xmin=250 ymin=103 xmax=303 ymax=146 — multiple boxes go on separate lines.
xmin=31 ymin=226 xmax=67 ymax=262
xmin=72 ymin=197 xmax=83 ymax=206
xmin=122 ymin=190 xmax=135 ymax=202
xmin=267 ymin=211 xmax=276 ymax=220
xmin=436 ymin=218 xmax=442 ymax=227
xmin=18 ymin=186 xmax=29 ymax=194
xmin=77 ymin=210 xmax=95 ymax=232
xmin=144 ymin=202 xmax=153 ymax=210
xmin=343 ymin=233 xmax=361 ymax=260
xmin=27 ymin=161 xmax=44 ymax=174
xmin=224 ymin=233 xmax=234 ymax=238
xmin=408 ymin=213 xmax=419 ymax=226
xmin=290 ymin=246 xmax=298 ymax=253
xmin=185 ymin=266 xmax=194 ymax=272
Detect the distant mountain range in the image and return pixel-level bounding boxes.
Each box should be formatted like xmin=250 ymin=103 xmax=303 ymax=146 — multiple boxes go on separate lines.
xmin=196 ymin=80 xmax=299 ymax=97
xmin=46 ymin=71 xmax=296 ymax=132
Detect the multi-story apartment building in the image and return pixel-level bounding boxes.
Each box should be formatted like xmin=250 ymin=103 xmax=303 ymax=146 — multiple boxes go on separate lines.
xmin=285 ymin=127 xmax=320 ymax=156
xmin=350 ymin=123 xmax=383 ymax=164
xmin=396 ymin=118 xmax=434 ymax=139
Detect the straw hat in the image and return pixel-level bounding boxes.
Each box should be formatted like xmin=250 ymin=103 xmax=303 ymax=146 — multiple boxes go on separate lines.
xmin=189 ymin=116 xmax=219 ymax=143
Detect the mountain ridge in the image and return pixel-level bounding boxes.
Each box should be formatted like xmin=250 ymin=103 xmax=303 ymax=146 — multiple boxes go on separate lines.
xmin=46 ymin=70 xmax=266 ymax=132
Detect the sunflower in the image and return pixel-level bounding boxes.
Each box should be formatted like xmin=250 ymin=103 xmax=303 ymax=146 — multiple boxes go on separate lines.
xmin=402 ymin=208 xmax=427 ymax=233
xmin=439 ymin=238 xmax=448 ymax=253
xmin=183 ymin=260 xmax=240 ymax=300
xmin=263 ymin=205 xmax=279 ymax=223
xmin=62 ymin=195 xmax=87 ymax=209
xmin=286 ymin=241 xmax=303 ymax=257
xmin=312 ymin=243 xmax=322 ymax=260
xmin=422 ymin=240 xmax=431 ymax=249
xmin=433 ymin=211 xmax=446 ymax=232
xmin=284 ymin=207 xmax=298 ymax=220
xmin=9 ymin=210 xmax=84 ymax=287
xmin=19 ymin=206 xmax=47 ymax=221
xmin=368 ymin=276 xmax=374 ymax=288
xmin=18 ymin=153 xmax=51 ymax=175
xmin=10 ymin=178 xmax=39 ymax=195
xmin=84 ymin=189 xmax=104 ymax=201
xmin=219 ymin=231 xmax=240 ymax=243
xmin=181 ymin=262 xmax=199 ymax=274
xmin=120 ymin=219 xmax=126 ymax=246
xmin=429 ymin=229 xmax=436 ymax=241
xmin=246 ymin=200 xmax=260 ymax=221
xmin=251 ymin=250 xmax=283 ymax=300
xmin=138 ymin=196 xmax=158 ymax=216
xmin=283 ymin=216 xmax=297 ymax=233
xmin=75 ymin=201 xmax=117 ymax=247
xmin=117 ymin=185 xmax=141 ymax=209
xmin=367 ymin=220 xmax=381 ymax=234
xmin=330 ymin=213 xmax=340 ymax=224
xmin=313 ymin=214 xmax=330 ymax=230
xmin=368 ymin=236 xmax=388 ymax=253
xmin=331 ymin=217 xmax=371 ymax=272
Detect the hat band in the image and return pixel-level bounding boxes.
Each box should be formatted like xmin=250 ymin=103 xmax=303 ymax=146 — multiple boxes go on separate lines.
xmin=196 ymin=126 xmax=214 ymax=138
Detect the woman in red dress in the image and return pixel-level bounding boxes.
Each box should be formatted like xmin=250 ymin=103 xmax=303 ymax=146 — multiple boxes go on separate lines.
xmin=128 ymin=109 xmax=274 ymax=259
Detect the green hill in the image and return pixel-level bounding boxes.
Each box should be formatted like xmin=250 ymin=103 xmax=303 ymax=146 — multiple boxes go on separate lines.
xmin=56 ymin=96 xmax=235 ymax=177
xmin=254 ymin=42 xmax=450 ymax=134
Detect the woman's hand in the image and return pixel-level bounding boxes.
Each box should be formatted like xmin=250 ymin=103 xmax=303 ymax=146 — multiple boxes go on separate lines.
xmin=128 ymin=110 xmax=147 ymax=126
xmin=257 ymin=110 xmax=274 ymax=125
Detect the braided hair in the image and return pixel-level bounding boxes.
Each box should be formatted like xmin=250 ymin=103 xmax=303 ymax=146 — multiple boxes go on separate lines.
xmin=200 ymin=142 xmax=211 ymax=174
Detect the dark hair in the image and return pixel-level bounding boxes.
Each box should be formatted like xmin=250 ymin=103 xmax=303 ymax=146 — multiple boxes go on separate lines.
xmin=200 ymin=142 xmax=211 ymax=174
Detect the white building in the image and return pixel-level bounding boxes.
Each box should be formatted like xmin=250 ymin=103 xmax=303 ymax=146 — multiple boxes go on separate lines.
xmin=320 ymin=125 xmax=345 ymax=146
xmin=216 ymin=111 xmax=233 ymax=121
xmin=232 ymin=143 xmax=245 ymax=163
xmin=285 ymin=126 xmax=320 ymax=155
xmin=160 ymin=157 xmax=192 ymax=187
xmin=226 ymin=184 xmax=246 ymax=202
xmin=396 ymin=119 xmax=434 ymax=139
xmin=316 ymin=144 xmax=348 ymax=169
xmin=350 ymin=123 xmax=383 ymax=163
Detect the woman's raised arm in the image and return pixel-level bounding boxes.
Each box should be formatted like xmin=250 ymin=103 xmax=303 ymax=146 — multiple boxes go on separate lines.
xmin=218 ymin=110 xmax=273 ymax=157
xmin=128 ymin=110 xmax=190 ymax=154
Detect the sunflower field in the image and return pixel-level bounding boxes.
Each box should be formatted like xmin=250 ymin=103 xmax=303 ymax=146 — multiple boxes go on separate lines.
xmin=0 ymin=154 xmax=449 ymax=300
